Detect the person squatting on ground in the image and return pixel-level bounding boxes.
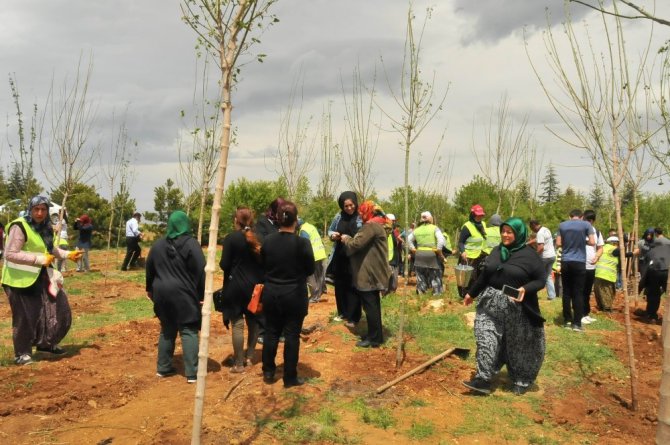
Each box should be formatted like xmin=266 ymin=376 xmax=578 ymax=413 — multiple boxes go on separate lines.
xmin=341 ymin=201 xmax=391 ymax=348
xmin=581 ymin=210 xmax=604 ymax=326
xmin=3 ymin=195 xmax=83 ymax=365
xmin=594 ymin=236 xmax=625 ymax=312
xmin=408 ymin=211 xmax=445 ymax=296
xmin=73 ymin=214 xmax=94 ymax=272
xmin=557 ymin=209 xmax=595 ymax=332
xmin=122 ymin=212 xmax=143 ymax=270
xmin=219 ymin=207 xmax=263 ymax=373
xmin=327 ymin=191 xmax=362 ymax=326
xmin=260 ymin=201 xmax=315 ymax=388
xmin=462 ymin=217 xmax=546 ymax=396
xmin=529 ymin=219 xmax=557 ymax=300
xmin=457 ymin=204 xmax=488 ymax=297
xmin=146 ymin=211 xmax=205 ymax=383
xmin=299 ymin=218 xmax=327 ymax=303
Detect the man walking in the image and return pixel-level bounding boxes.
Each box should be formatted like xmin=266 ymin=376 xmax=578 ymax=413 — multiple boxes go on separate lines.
xmin=557 ymin=209 xmax=595 ymax=332
xmin=121 ymin=212 xmax=143 ymax=271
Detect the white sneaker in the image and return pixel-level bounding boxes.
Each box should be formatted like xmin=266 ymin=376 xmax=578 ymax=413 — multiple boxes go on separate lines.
xmin=586 ymin=316 xmax=597 ymax=323
xmin=581 ymin=316 xmax=592 ymax=325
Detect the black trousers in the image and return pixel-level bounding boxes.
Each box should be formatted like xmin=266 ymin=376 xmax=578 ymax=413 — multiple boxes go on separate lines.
xmin=122 ymin=236 xmax=141 ymax=270
xmin=645 ymin=269 xmax=668 ymax=318
xmin=582 ymin=269 xmax=596 ymax=316
xmin=262 ymin=308 xmax=305 ymax=384
xmin=561 ymin=261 xmax=586 ymax=327
xmin=356 ymin=289 xmax=383 ymax=345
xmin=335 ymin=274 xmax=360 ymax=322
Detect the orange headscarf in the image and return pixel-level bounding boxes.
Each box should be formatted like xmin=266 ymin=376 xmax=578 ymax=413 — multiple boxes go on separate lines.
xmin=359 ymin=200 xmax=387 ymax=225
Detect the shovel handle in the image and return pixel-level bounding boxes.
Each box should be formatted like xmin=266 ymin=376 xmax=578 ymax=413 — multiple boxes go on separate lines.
xmin=376 ymin=347 xmax=459 ymax=394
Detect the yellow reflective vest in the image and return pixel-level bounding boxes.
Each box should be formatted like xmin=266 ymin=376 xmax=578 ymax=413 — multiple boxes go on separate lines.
xmin=462 ymin=221 xmax=487 ymax=259
xmin=595 ymin=244 xmax=617 ymax=283
xmin=483 ymin=226 xmax=501 ymax=254
xmin=300 ymin=222 xmax=327 ymax=262
xmin=413 ymin=224 xmax=437 ymax=252
xmin=1 ymin=218 xmax=47 ymax=288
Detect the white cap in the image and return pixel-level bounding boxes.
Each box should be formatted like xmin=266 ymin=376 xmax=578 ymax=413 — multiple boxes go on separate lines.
xmin=387 ymin=213 xmax=396 ymax=221
xmin=606 ymin=236 xmax=619 ymax=243
xmin=420 ymin=211 xmax=432 ymax=222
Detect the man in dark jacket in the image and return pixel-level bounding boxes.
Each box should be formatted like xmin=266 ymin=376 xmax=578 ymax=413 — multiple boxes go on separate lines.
xmin=638 ymin=240 xmax=670 ymax=324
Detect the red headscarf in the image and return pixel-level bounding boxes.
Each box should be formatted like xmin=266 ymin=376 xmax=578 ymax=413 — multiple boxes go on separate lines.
xmin=79 ymin=214 xmax=92 ymax=225
xmin=359 ymin=200 xmax=387 ymax=225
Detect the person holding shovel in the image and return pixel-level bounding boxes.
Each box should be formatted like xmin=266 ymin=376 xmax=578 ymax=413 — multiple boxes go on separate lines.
xmin=463 ymin=217 xmax=546 ymax=395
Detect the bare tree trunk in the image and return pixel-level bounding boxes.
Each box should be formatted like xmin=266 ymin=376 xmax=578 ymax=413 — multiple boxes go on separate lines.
xmin=614 ymin=190 xmax=638 ymax=410
xmin=659 ymin=274 xmax=670 ymax=443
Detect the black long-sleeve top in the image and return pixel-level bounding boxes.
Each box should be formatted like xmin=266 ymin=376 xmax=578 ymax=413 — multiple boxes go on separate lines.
xmin=261 ymin=232 xmax=315 ymax=317
xmin=146 ymin=235 xmax=206 ymax=325
xmin=468 ymin=245 xmax=546 ymax=326
xmin=219 ymin=231 xmax=264 ymax=320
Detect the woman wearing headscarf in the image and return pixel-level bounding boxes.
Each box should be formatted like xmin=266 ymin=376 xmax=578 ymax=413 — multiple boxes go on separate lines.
xmin=407 ymin=211 xmax=445 ymax=296
xmin=2 ymin=195 xmax=83 ymax=365
xmin=260 ymin=201 xmax=315 ymax=387
xmin=327 ymin=191 xmax=362 ymax=325
xmin=219 ymin=207 xmax=264 ymax=373
xmin=73 ymin=214 xmax=94 ymax=272
xmin=146 ymin=211 xmax=205 ymax=383
xmin=462 ymin=217 xmax=546 ymax=395
xmin=341 ymin=201 xmax=391 ymax=348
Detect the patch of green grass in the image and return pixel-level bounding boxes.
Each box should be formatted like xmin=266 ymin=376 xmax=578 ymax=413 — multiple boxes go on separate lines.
xmin=349 ymin=398 xmax=396 ymax=430
xmin=406 ymin=420 xmax=435 ymax=440
xmin=528 ymin=435 xmax=560 ymax=445
xmin=280 ymin=393 xmax=308 ymax=418
xmin=267 ymin=407 xmax=356 ymax=444
xmin=406 ymin=398 xmax=429 ymax=407
xmin=66 ymin=297 xmax=153 ymax=335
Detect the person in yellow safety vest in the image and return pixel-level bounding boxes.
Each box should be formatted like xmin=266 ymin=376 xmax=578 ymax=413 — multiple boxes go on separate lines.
xmin=408 ymin=211 xmax=445 ymax=296
xmin=552 ymin=242 xmax=562 ymax=298
xmin=483 ymin=214 xmax=502 ymax=255
xmin=594 ymin=236 xmax=623 ymax=312
xmin=299 ymin=218 xmax=328 ymax=303
xmin=55 ymin=220 xmax=69 ymax=272
xmin=457 ymin=204 xmax=488 ymax=297
xmin=2 ymin=195 xmax=83 ymax=365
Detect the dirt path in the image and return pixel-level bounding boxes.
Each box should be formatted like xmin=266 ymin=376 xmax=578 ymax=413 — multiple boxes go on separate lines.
xmin=0 ymin=251 xmax=662 ymax=444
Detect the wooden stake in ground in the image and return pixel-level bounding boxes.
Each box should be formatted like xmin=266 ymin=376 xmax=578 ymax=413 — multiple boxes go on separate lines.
xmin=377 ymin=347 xmax=469 ymax=394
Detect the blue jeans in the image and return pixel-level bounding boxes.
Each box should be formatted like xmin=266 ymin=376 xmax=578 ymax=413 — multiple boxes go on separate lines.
xmin=542 ymin=257 xmax=556 ymax=299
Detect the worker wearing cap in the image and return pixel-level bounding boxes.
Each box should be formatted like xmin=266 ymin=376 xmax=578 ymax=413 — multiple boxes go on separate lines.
xmin=593 ymin=236 xmax=621 ymax=312
xmin=457 ymin=204 xmax=488 ymax=296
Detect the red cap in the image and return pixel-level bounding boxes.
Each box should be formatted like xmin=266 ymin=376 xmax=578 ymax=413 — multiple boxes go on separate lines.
xmin=470 ymin=204 xmax=485 ymax=216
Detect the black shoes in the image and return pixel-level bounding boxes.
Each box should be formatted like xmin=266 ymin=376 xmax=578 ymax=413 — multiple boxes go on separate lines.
xmin=511 ymin=384 xmax=529 ymax=395
xmin=283 ymin=377 xmax=305 ymax=388
xmin=462 ymin=377 xmax=492 ymax=395
xmin=37 ymin=345 xmax=66 ymax=355
xmin=355 ymin=339 xmax=381 ymax=348
xmin=263 ymin=371 xmax=275 ymax=384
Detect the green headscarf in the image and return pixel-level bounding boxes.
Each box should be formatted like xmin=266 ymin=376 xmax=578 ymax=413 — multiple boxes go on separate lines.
xmin=167 ymin=210 xmax=191 ymax=239
xmin=499 ymin=217 xmax=528 ymax=262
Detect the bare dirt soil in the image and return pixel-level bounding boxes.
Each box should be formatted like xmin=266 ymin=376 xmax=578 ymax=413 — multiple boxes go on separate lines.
xmin=0 ymin=250 xmax=662 ymax=444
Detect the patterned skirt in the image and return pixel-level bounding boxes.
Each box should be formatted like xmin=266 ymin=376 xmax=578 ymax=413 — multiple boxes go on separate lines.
xmin=474 ymin=286 xmax=545 ymax=387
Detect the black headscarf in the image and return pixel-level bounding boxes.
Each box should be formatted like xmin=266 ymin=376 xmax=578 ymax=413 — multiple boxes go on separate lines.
xmin=336 ymin=191 xmax=359 ymax=236
xmin=24 ymin=195 xmax=54 ymax=252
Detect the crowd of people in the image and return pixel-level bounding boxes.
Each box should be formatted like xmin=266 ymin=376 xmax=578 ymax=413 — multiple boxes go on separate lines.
xmin=4 ymin=194 xmax=666 ymax=398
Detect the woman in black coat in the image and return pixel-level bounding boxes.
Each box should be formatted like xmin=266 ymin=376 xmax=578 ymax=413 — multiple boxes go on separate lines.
xmin=146 ymin=211 xmax=205 ymax=383
xmin=261 ymin=201 xmax=315 ymax=388
xmin=463 ymin=217 xmax=546 ymax=396
xmin=219 ymin=207 xmax=264 ymax=373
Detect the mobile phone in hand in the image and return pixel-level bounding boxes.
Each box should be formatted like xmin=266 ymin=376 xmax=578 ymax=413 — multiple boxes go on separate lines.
xmin=502 ymin=285 xmax=520 ymax=300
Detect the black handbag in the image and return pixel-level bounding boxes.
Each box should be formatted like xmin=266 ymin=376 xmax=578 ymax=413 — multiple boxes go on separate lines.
xmin=213 ymin=288 xmax=224 ymax=312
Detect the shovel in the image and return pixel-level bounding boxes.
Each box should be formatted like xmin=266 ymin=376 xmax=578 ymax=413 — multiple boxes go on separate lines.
xmin=376 ymin=346 xmax=470 ymax=394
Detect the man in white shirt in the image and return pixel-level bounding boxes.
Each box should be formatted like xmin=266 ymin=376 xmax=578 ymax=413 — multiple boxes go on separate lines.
xmin=582 ymin=210 xmax=604 ymax=324
xmin=121 ymin=212 xmax=143 ymax=271
xmin=530 ymin=219 xmax=557 ymax=300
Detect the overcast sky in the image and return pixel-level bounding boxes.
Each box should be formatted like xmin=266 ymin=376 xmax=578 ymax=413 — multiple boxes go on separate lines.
xmin=1 ymin=0 xmax=669 ymax=213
